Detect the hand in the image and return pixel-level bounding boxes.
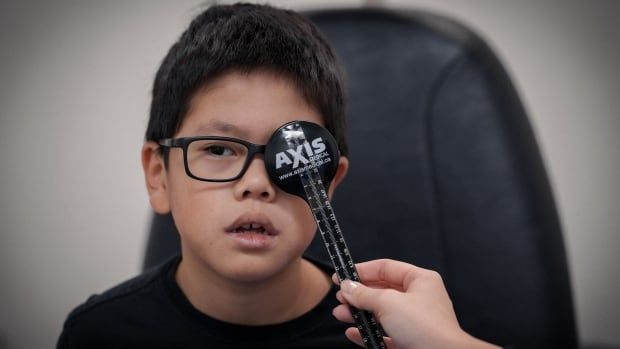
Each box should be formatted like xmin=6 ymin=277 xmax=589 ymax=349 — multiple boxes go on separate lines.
xmin=332 ymin=259 xmax=500 ymax=349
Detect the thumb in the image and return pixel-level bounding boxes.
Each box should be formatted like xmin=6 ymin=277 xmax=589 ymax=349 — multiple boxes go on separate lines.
xmin=340 ymin=279 xmax=381 ymax=313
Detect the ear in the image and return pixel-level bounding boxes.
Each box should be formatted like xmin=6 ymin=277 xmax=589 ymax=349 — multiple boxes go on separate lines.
xmin=327 ymin=156 xmax=349 ymax=200
xmin=141 ymin=141 xmax=170 ymax=214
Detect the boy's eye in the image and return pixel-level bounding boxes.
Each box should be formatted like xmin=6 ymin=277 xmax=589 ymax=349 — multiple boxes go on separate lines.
xmin=188 ymin=139 xmax=247 ymax=162
xmin=203 ymin=144 xmax=235 ymax=157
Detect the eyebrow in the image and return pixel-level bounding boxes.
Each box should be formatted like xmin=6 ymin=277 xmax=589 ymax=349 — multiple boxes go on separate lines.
xmin=193 ymin=120 xmax=250 ymax=138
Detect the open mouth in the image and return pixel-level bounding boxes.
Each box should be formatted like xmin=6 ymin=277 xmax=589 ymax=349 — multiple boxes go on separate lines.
xmin=230 ymin=223 xmax=276 ymax=236
xmin=225 ymin=214 xmax=280 ymax=244
xmin=226 ymin=217 xmax=279 ymax=249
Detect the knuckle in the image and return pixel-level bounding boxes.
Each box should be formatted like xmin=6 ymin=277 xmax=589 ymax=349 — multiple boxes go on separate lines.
xmin=351 ymin=283 xmax=364 ymax=297
xmin=425 ymin=269 xmax=443 ymax=282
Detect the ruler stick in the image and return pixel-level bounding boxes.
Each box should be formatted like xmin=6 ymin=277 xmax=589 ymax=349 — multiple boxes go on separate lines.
xmin=283 ymin=124 xmax=387 ymax=349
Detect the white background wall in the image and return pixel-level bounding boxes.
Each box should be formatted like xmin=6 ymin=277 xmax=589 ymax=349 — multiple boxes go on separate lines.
xmin=0 ymin=1 xmax=618 ymax=348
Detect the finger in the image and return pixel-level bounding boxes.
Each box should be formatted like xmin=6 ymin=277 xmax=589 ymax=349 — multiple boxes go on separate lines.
xmin=355 ymin=258 xmax=426 ymax=289
xmin=344 ymin=327 xmax=396 ymax=349
xmin=344 ymin=327 xmax=365 ymax=347
xmin=340 ymin=279 xmax=400 ymax=314
xmin=332 ymin=304 xmax=354 ymax=323
xmin=336 ymin=273 xmax=397 ymax=291
xmin=360 ymin=280 xmax=402 ymax=291
xmin=383 ymin=336 xmax=396 ymax=349
xmin=336 ymin=290 xmax=347 ymax=304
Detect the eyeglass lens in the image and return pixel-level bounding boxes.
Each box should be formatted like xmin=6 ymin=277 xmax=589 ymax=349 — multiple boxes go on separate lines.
xmin=186 ymin=139 xmax=249 ymax=180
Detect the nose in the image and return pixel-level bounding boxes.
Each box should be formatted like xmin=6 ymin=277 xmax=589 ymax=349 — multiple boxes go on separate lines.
xmin=233 ymin=155 xmax=277 ymax=201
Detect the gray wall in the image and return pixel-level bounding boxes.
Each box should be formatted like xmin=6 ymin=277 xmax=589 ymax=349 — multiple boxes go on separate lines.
xmin=0 ymin=1 xmax=618 ymax=348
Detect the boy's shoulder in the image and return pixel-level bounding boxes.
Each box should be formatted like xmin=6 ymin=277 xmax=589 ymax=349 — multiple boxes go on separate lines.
xmin=66 ymin=256 xmax=176 ymax=320
xmin=58 ymin=256 xmax=179 ymax=347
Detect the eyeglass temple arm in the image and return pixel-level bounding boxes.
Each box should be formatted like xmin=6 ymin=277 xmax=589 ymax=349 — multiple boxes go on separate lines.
xmin=158 ymin=139 xmax=174 ymax=147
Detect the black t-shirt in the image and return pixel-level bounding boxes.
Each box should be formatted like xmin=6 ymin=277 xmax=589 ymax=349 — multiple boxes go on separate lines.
xmin=57 ymin=256 xmax=357 ymax=348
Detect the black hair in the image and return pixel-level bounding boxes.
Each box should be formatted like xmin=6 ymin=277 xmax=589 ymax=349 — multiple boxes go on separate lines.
xmin=145 ymin=3 xmax=348 ymax=162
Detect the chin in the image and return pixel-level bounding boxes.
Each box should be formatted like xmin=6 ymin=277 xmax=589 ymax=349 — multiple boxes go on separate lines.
xmin=220 ymin=255 xmax=295 ymax=283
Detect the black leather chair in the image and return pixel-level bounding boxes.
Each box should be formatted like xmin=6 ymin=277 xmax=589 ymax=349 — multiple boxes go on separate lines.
xmin=144 ymin=7 xmax=578 ymax=349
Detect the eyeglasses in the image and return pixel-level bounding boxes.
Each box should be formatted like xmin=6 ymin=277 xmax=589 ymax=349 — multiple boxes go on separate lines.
xmin=158 ymin=136 xmax=266 ymax=182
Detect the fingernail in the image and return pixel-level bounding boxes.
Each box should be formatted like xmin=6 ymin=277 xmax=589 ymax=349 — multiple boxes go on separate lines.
xmin=341 ymin=279 xmax=359 ymax=295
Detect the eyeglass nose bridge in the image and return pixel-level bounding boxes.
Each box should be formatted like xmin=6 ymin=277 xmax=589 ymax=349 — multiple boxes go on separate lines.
xmin=235 ymin=143 xmax=268 ymax=180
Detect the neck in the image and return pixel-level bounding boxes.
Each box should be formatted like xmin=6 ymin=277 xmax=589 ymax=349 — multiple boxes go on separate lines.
xmin=175 ymin=254 xmax=331 ymax=325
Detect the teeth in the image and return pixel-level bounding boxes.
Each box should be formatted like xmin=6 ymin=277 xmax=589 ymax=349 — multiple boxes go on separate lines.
xmin=235 ymin=223 xmax=267 ymax=234
xmin=240 ymin=223 xmax=260 ymax=230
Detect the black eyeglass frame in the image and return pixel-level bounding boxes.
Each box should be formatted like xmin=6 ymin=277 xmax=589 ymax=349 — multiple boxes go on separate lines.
xmin=158 ymin=136 xmax=267 ymax=182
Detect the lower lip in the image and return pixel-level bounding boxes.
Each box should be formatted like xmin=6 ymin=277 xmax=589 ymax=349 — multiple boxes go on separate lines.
xmin=227 ymin=231 xmax=277 ymax=249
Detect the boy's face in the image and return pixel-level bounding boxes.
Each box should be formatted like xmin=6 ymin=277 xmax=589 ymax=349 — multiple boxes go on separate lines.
xmin=142 ymin=70 xmax=348 ymax=283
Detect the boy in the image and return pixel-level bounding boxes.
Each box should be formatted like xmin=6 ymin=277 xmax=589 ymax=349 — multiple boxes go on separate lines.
xmin=58 ymin=3 xmax=353 ymax=348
